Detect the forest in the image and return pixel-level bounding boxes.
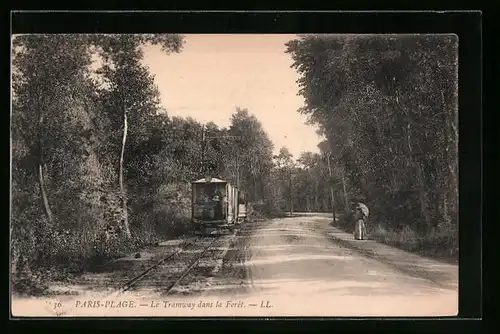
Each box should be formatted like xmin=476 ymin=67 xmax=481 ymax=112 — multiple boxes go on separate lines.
xmin=11 ymin=34 xmax=458 ymax=295
xmin=285 ymin=34 xmax=458 ymax=260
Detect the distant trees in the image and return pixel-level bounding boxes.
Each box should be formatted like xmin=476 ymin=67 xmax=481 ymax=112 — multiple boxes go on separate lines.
xmin=273 ymin=147 xmax=295 ymax=214
xmin=270 ymin=148 xmax=338 ymax=214
xmin=229 ymin=108 xmax=275 ymax=203
xmin=285 ymin=34 xmax=458 ymax=254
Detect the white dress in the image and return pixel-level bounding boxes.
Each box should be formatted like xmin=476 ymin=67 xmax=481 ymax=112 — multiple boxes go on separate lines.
xmin=353 ymin=203 xmax=369 ymax=240
xmin=354 ymin=219 xmax=365 ymax=240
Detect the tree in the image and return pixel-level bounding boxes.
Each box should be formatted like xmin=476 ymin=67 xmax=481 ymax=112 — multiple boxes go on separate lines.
xmin=11 ymin=34 xmax=127 ymax=280
xmin=90 ymin=34 xmax=184 ymax=237
xmin=11 ymin=34 xmax=186 ymax=288
xmin=229 ymin=108 xmax=275 ymax=204
xmin=12 ymin=35 xmax=94 ymax=227
xmin=285 ymin=34 xmax=458 ymax=233
xmin=273 ymin=147 xmax=296 ymax=214
xmin=297 ymin=152 xmax=328 ymax=213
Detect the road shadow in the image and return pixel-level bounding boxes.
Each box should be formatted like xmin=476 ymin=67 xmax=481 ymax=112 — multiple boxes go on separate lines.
xmin=323 ymin=231 xmax=458 ymax=290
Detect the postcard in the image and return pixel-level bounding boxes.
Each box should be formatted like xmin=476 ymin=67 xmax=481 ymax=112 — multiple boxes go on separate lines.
xmin=10 ymin=33 xmax=458 ymax=317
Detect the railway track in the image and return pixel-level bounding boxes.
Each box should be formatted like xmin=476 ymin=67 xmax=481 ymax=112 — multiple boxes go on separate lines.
xmin=117 ymin=235 xmax=225 ymax=296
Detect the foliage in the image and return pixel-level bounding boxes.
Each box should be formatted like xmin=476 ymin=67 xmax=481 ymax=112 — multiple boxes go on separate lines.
xmin=11 ymin=34 xmax=185 ymax=293
xmin=11 ymin=34 xmax=285 ymax=294
xmin=11 ymin=33 xmax=459 ymax=295
xmin=285 ymin=34 xmax=458 ymax=256
xmin=228 ymin=108 xmax=275 ymax=203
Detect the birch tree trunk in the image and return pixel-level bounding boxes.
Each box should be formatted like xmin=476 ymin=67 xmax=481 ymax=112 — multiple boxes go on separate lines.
xmin=397 ymin=92 xmax=430 ymax=227
xmin=38 ymin=164 xmax=53 ymax=224
xmin=444 ymin=90 xmax=458 ymax=225
xmin=38 ymin=107 xmax=54 ymax=225
xmin=326 ymin=154 xmax=336 ymax=221
xmin=341 ymin=168 xmax=349 ymax=212
xmin=119 ymin=108 xmax=131 ymax=238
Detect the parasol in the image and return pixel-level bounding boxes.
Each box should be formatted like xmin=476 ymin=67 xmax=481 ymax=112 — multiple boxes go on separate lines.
xmin=357 ymin=203 xmax=369 ymax=217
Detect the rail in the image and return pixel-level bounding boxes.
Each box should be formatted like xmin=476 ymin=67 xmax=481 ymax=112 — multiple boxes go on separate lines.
xmin=117 ymin=236 xmax=222 ymax=296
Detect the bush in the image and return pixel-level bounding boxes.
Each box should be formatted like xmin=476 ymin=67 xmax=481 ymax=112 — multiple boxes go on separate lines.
xmin=11 ymin=213 xmax=141 ymax=294
xmin=420 ymin=223 xmax=458 ymax=258
xmin=334 ymin=211 xmax=457 ymax=261
xmin=369 ymin=224 xmax=419 ymax=251
xmin=252 ymin=202 xmax=282 ymax=219
xmin=368 ymin=221 xmax=458 ymax=260
xmin=37 ymin=226 xmax=134 ymax=272
xmin=337 ymin=211 xmax=355 ymax=230
xmin=12 ymin=264 xmax=49 ymax=297
xmin=11 ymin=217 xmax=54 ymax=295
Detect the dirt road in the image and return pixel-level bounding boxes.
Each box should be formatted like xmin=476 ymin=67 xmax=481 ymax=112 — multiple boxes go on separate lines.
xmin=11 ymin=214 xmax=458 ymax=317
xmin=217 ymin=214 xmax=458 ymax=317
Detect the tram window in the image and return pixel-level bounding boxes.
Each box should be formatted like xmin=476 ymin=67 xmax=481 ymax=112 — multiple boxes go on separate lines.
xmin=238 ymin=192 xmax=245 ymax=204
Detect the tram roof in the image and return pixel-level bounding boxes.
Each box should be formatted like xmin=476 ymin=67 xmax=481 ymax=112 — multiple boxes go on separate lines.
xmin=192 ymin=177 xmax=227 ymax=184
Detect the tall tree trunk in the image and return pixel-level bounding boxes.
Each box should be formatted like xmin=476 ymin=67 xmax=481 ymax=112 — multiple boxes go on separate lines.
xmin=415 ymin=161 xmax=430 ymax=228
xmin=326 ymin=154 xmax=336 ymax=221
xmin=323 ymin=198 xmax=328 ymax=212
xmin=289 ymin=169 xmax=293 ymax=215
xmin=447 ymin=125 xmax=458 ymax=222
xmin=442 ymin=192 xmax=451 ymax=225
xmin=408 ymin=123 xmax=429 ymax=227
xmin=314 ymin=181 xmax=319 ymax=212
xmin=235 ymin=149 xmax=240 ymax=189
xmin=341 ymin=167 xmax=349 ymax=212
xmin=38 ymin=164 xmax=53 ymax=224
xmin=397 ymin=92 xmax=429 ymax=227
xmin=444 ymin=90 xmax=458 ymax=225
xmin=37 ymin=107 xmax=54 ymax=225
xmin=119 ymin=108 xmax=131 ymax=238
xmin=253 ymin=175 xmax=258 ymax=202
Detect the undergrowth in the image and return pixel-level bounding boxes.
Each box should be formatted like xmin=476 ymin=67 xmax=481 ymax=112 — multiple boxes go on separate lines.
xmin=336 ymin=213 xmax=458 ymax=263
xmin=11 ymin=214 xmax=192 ymax=296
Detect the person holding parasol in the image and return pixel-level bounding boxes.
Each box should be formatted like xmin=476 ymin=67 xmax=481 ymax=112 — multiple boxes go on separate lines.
xmin=352 ymin=199 xmax=369 ymax=240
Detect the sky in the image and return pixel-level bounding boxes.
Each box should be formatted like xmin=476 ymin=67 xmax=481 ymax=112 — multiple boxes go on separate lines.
xmin=141 ymin=34 xmax=323 ymax=157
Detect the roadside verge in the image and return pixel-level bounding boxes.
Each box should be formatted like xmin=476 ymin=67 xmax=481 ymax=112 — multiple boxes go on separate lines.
xmin=323 ymin=225 xmax=458 ymax=290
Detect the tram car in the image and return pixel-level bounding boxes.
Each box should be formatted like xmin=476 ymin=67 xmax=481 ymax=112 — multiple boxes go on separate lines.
xmin=191 ymin=176 xmax=246 ymax=235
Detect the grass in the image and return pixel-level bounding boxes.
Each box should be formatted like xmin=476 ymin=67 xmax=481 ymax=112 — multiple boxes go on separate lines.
xmin=336 ymin=214 xmax=458 ymax=264
xmin=368 ymin=224 xmax=458 ymax=263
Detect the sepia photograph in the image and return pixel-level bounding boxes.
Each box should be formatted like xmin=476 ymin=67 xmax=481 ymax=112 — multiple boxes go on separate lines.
xmin=10 ymin=33 xmax=459 ymax=317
